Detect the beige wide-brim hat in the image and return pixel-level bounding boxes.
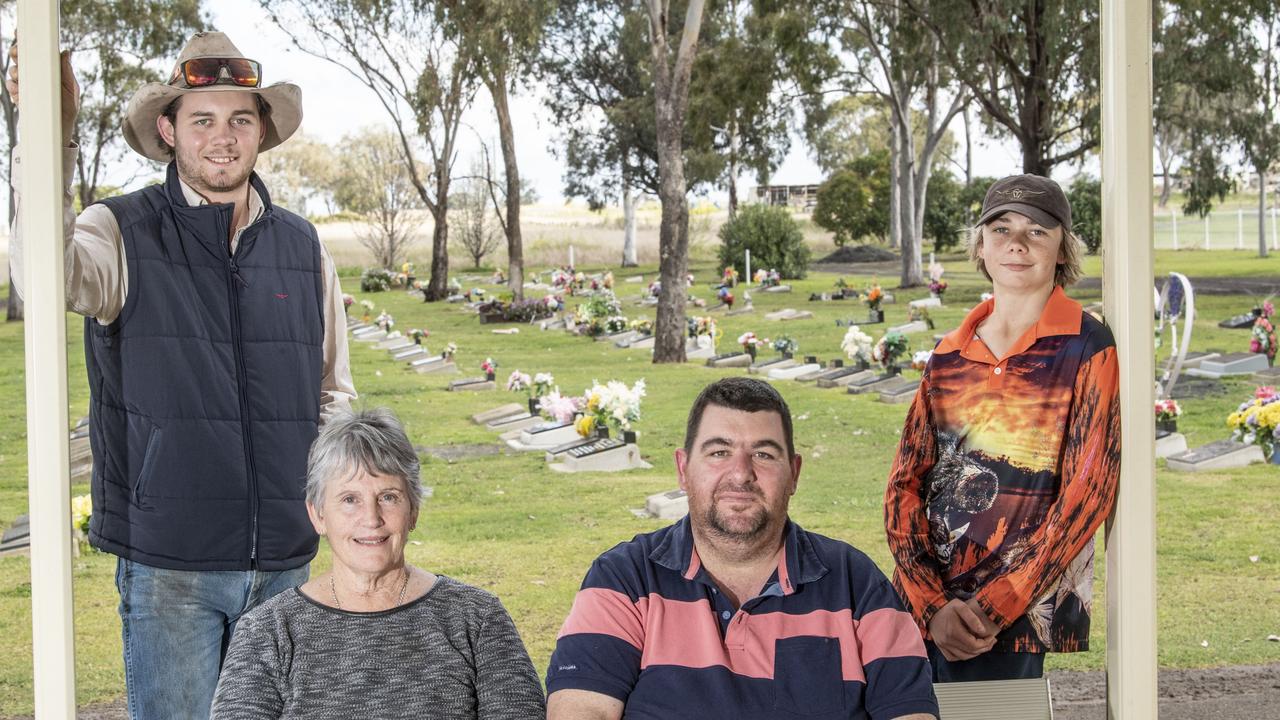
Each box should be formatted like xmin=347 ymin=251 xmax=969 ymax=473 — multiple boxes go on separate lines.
xmin=122 ymin=31 xmax=302 ymax=163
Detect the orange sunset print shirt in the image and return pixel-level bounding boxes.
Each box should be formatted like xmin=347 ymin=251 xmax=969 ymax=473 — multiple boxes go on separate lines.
xmin=885 ymin=286 xmax=1120 ymax=653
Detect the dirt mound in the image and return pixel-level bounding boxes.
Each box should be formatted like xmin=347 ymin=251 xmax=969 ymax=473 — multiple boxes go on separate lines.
xmin=817 ymin=244 xmax=899 ymax=264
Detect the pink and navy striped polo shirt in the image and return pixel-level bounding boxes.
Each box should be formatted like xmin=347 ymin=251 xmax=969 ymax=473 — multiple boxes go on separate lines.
xmin=546 ymin=517 xmax=938 ymax=719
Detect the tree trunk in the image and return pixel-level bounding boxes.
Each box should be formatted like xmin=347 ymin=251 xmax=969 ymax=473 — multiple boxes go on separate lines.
xmin=489 ymin=73 xmax=524 ymax=302
xmin=622 ymin=184 xmax=638 ymax=267
xmin=961 ymin=105 xmax=972 ymax=185
xmin=888 ymin=123 xmax=902 ymax=251
xmin=425 ymin=165 xmax=452 ymax=301
xmin=898 ymin=136 xmax=922 ymax=287
xmin=1259 ymin=169 xmax=1269 ymax=259
xmin=726 ymin=116 xmax=740 ymax=219
xmin=652 ymin=97 xmax=691 ymax=364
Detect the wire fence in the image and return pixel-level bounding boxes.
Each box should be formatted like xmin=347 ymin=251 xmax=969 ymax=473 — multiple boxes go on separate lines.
xmin=1155 ymin=206 xmax=1280 ymax=251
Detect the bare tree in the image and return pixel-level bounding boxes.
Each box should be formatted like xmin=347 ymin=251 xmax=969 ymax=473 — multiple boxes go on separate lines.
xmin=332 ymin=129 xmax=423 ymax=269
xmin=261 ymin=0 xmax=479 ymax=300
xmin=454 ymin=156 xmax=503 ymax=269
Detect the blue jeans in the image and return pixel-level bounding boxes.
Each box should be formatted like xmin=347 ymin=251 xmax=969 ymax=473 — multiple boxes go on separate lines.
xmin=926 ymin=641 xmax=1045 ymax=682
xmin=115 ymin=558 xmax=308 ymax=720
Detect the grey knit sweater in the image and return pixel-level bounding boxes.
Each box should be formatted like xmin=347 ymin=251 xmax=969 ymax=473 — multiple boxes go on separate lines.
xmin=210 ymin=575 xmax=545 ymax=719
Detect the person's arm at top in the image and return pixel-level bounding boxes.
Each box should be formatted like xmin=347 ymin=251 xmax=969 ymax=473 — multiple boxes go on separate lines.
xmin=546 ymin=690 xmax=623 ymax=720
xmin=971 ymin=345 xmax=1121 ymax=628
xmin=317 ymin=243 xmax=356 ymax=422
xmin=8 ymin=44 xmax=128 ymax=324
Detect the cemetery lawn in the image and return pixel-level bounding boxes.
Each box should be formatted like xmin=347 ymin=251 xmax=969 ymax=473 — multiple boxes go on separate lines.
xmin=0 ymin=262 xmax=1278 ymax=714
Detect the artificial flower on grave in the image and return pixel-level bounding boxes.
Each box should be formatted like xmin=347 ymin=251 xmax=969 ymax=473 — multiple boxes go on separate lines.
xmin=574 ymin=271 xmax=586 ymax=289
xmin=342 ymin=293 xmax=354 ymax=313
xmin=723 ymin=266 xmax=739 ymax=286
xmin=1226 ymin=386 xmax=1280 ymax=459
xmin=753 ymin=268 xmax=768 ymax=284
xmin=574 ymin=413 xmax=598 ymax=438
xmin=841 ymin=325 xmax=874 ymax=366
xmin=908 ymin=305 xmax=935 ymax=329
xmin=448 ymin=277 xmax=462 ymax=294
xmin=604 ymin=315 xmax=629 ymax=334
xmin=911 ymin=350 xmax=933 ymax=371
xmin=506 ymin=370 xmax=532 ymax=393
xmin=408 ymin=328 xmax=428 ymax=344
xmin=929 ymin=278 xmax=948 ymax=298
xmin=533 ymin=373 xmax=556 ymax=397
xmin=603 ymin=271 xmax=615 ymax=289
xmin=583 ymin=379 xmax=647 ymax=435
xmin=772 ymin=335 xmax=798 ymax=356
xmin=717 ymin=286 xmax=735 ymax=308
xmin=543 ymin=294 xmax=565 ymax=312
xmin=738 ymin=331 xmax=765 ymax=358
xmin=540 ymin=390 xmax=582 ymax=424
xmin=1155 ymin=399 xmax=1182 ymax=422
xmin=70 ymin=493 xmax=93 ymax=554
xmin=629 ymin=318 xmax=654 ymax=336
xmin=687 ymin=315 xmax=717 ymax=338
xmin=767 ymin=269 xmax=781 ymax=286
xmin=442 ymin=341 xmax=458 ymax=359
xmin=686 ymin=273 xmax=696 ymax=287
xmin=359 ymin=299 xmax=376 ymax=322
xmin=865 ymin=283 xmax=884 ymax=311
xmin=1250 ymin=301 xmax=1277 ymax=365
xmin=375 ymin=311 xmax=395 ymax=331
xmin=481 ymin=357 xmax=498 ymax=376
xmin=871 ymin=330 xmax=909 ymax=370
xmin=648 ymin=280 xmax=662 ymax=298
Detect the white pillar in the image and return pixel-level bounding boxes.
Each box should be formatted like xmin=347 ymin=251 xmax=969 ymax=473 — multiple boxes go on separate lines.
xmin=1237 ymin=208 xmax=1243 ymax=250
xmin=1102 ymin=1 xmax=1158 ymax=718
xmin=744 ymin=249 xmax=751 ymax=284
xmin=18 ymin=0 xmax=77 ymax=717
xmin=1170 ymin=208 xmax=1178 ymax=250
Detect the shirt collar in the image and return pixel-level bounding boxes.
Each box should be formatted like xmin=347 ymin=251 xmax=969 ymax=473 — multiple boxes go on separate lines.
xmin=651 ymin=515 xmax=828 ymax=596
xmin=935 ymin=285 xmax=1082 ymax=358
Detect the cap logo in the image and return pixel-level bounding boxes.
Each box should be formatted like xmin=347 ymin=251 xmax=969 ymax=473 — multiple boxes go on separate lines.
xmin=994 ymin=187 xmax=1046 ymax=201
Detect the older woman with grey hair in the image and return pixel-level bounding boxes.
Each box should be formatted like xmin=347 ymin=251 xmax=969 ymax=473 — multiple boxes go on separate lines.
xmin=210 ymin=408 xmax=545 ymax=720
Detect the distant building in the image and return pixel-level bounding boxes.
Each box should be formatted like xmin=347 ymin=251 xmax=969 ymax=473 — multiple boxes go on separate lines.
xmin=753 ymin=184 xmax=821 ymax=210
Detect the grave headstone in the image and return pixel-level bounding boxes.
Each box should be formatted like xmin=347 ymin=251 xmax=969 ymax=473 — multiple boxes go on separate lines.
xmin=392 ymin=346 xmax=429 ymax=362
xmin=764 ymin=308 xmax=799 ymax=321
xmin=352 ymin=324 xmax=384 ymax=336
xmin=628 ymin=335 xmax=657 ymax=350
xmin=378 ymin=338 xmax=415 ymax=352
xmin=550 ymin=438 xmax=652 ymax=473
xmin=544 ymin=435 xmax=599 ymax=462
xmin=448 ymin=378 xmax=497 ymax=392
xmin=485 ymin=412 xmax=542 ymax=433
xmin=768 ymin=363 xmax=822 ymax=380
xmin=684 ymin=343 xmax=716 ymax=361
xmin=1165 ymin=439 xmax=1265 ymax=472
xmin=413 ymin=357 xmax=458 ymax=374
xmin=1155 ymin=431 xmax=1188 ymax=459
xmin=1218 ymin=312 xmax=1257 ymax=329
xmin=347 ymin=322 xmax=371 ymax=333
xmin=643 ymin=489 xmax=688 ymax=520
xmin=749 ymin=357 xmax=797 ymax=375
xmin=471 ymin=403 xmax=526 ymax=425
xmin=798 ymin=363 xmax=854 ymax=384
xmin=780 ymin=310 xmax=814 ymax=321
xmin=816 ymin=369 xmax=875 ymax=388
xmin=846 ymin=372 xmax=905 ymax=395
xmin=1178 ymin=351 xmax=1220 ymax=369
xmin=1251 ymin=365 xmax=1280 ymax=384
xmin=1185 ymin=353 xmax=1270 ymax=378
xmin=706 ymin=352 xmax=754 ymax=368
xmin=888 ymin=320 xmax=930 ymax=335
xmin=878 ymin=379 xmax=921 ymax=404
xmin=353 ymin=329 xmax=388 ymax=343
xmin=625 ymin=275 xmax=644 ymax=283
xmin=597 ymin=329 xmax=639 ymax=344
xmin=540 ymin=317 xmax=570 ymax=331
xmin=725 ymin=305 xmax=755 ymax=316
xmin=0 ymin=514 xmax=31 ymax=557
xmin=763 ymin=284 xmax=792 ymax=293
xmin=909 ymin=297 xmax=942 ymax=309
xmin=508 ymin=419 xmax=581 ymax=451
xmin=615 ymin=333 xmax=651 ymax=349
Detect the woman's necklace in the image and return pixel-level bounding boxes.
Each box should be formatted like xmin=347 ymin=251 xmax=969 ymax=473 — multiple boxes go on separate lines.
xmin=330 ymin=569 xmax=410 ymax=611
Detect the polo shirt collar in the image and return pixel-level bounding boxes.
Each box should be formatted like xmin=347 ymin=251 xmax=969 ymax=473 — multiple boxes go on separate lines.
xmin=935 ymin=285 xmax=1082 ymax=360
xmin=651 ymin=515 xmax=829 ymax=596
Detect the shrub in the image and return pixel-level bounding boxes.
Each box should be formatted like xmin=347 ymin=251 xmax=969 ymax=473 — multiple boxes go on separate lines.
xmin=360 ymin=267 xmax=394 ymax=292
xmin=717 ymin=204 xmax=811 ymax=280
xmin=1067 ymin=177 xmax=1102 ymax=254
xmin=812 ymin=151 xmax=891 ymax=246
xmin=923 ymin=171 xmax=968 ymax=251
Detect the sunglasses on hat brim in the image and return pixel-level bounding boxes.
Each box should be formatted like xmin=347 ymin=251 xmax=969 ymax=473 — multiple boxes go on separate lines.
xmin=171 ymin=58 xmax=262 ymax=88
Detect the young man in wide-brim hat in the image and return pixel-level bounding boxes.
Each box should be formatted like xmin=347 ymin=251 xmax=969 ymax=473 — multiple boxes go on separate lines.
xmin=9 ymin=31 xmax=356 ymax=720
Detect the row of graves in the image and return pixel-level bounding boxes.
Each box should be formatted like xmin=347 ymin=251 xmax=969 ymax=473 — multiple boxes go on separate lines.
xmin=1148 ymin=272 xmax=1280 ymax=471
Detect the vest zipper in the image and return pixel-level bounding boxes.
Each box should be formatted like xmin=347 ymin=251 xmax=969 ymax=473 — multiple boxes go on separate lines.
xmin=227 ymin=248 xmax=261 ymax=567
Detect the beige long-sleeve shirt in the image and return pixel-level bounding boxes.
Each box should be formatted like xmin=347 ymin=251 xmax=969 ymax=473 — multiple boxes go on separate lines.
xmin=10 ymin=147 xmax=356 ymax=421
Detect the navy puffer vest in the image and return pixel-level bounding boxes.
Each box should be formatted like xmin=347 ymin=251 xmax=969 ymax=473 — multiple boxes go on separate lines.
xmin=85 ymin=164 xmax=324 ymax=571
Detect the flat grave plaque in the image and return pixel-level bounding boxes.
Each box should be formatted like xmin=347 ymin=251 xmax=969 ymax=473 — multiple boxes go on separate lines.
xmin=1179 ymin=351 xmax=1220 ymax=369
xmin=908 ymin=297 xmax=942 ymax=309
xmin=616 ymin=333 xmax=652 ymax=348
xmin=1165 ymin=439 xmax=1265 ymax=472
xmin=780 ymin=310 xmax=814 ymax=321
xmin=545 ymin=436 xmax=598 ymax=461
xmin=625 ymin=275 xmax=644 ymax=283
xmin=1189 ymin=353 xmax=1270 ymax=378
xmin=347 ymin=322 xmax=371 ymax=332
xmin=551 ymin=440 xmax=652 ymax=473
xmin=846 ymin=373 xmax=905 ymax=395
xmin=353 ymin=330 xmax=388 ymax=343
xmin=627 ymin=335 xmax=656 ymax=350
xmin=799 ymin=365 xmax=854 ymax=384
xmin=565 ymin=437 xmax=625 ymax=459
xmin=379 ymin=339 xmax=415 ymax=352
xmin=749 ymin=357 xmax=797 ymax=375
xmin=764 ymin=308 xmax=799 ymax=321
xmin=414 ymin=359 xmax=457 ymax=375
xmin=725 ymin=306 xmax=755 ymax=316
xmin=540 ymin=317 xmax=570 ymax=331
xmin=768 ymin=363 xmax=821 ymax=380
xmin=644 ymin=489 xmax=689 ymax=520
xmin=352 ymin=324 xmax=385 ymax=336
xmin=471 ymin=403 xmax=526 ymax=425
xmin=1218 ymin=312 xmax=1258 ymax=329
xmin=878 ymin=379 xmax=921 ymax=404
xmin=597 ymin=330 xmax=638 ymax=344
xmin=1155 ymin=432 xmax=1188 ymax=459
xmin=1251 ymin=365 xmax=1280 ymax=384
xmin=448 ymin=378 xmax=496 ymax=392
xmin=706 ymin=352 xmax=753 ymax=368
xmin=763 ymin=284 xmax=792 ymax=293
xmin=0 ymin=514 xmax=31 ymax=556
xmin=486 ymin=413 xmax=541 ymax=433
xmin=888 ymin=320 xmax=930 ymax=335
xmin=392 ymin=346 xmax=428 ymax=361
xmin=817 ymin=369 xmax=875 ymax=388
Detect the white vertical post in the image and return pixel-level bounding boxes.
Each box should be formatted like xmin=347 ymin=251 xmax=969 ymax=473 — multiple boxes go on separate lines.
xmin=1238 ymin=208 xmax=1244 ymax=250
xmin=744 ymin=249 xmax=751 ymax=284
xmin=1171 ymin=208 xmax=1178 ymax=250
xmin=18 ymin=1 xmax=77 ymax=717
xmin=1204 ymin=214 xmax=1210 ymax=250
xmin=1102 ymin=1 xmax=1158 ymax=719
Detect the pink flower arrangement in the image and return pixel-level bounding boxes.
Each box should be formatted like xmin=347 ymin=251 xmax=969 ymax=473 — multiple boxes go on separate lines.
xmin=539 ymin=390 xmax=581 ymax=424
xmin=1154 ymin=399 xmax=1181 ymax=422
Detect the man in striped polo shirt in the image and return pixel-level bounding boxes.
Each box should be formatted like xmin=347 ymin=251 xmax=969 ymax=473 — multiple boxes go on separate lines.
xmin=547 ymin=377 xmax=938 ymax=719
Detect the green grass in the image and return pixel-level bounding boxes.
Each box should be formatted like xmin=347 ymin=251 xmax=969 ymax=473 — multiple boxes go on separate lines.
xmin=1 ymin=264 xmax=1278 ymax=713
